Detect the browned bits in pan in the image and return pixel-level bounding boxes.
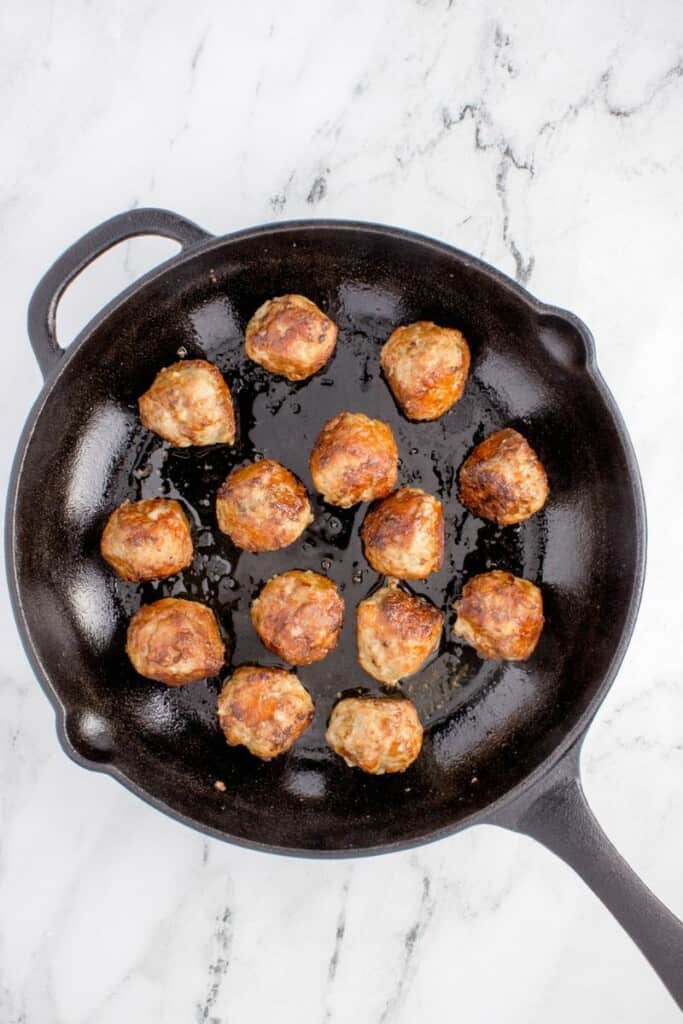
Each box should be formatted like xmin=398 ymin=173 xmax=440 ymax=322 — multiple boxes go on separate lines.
xmin=361 ymin=487 xmax=444 ymax=580
xmin=380 ymin=321 xmax=470 ymax=421
xmin=459 ymin=428 xmax=549 ymax=526
xmin=126 ymin=597 xmax=225 ymax=685
xmin=216 ymin=459 xmax=313 ymax=552
xmin=139 ymin=359 xmax=235 ymax=447
xmin=356 ymin=579 xmax=443 ymax=685
xmin=453 ymin=570 xmax=544 ymax=661
xmin=251 ymin=570 xmax=344 ymax=665
xmin=100 ymin=498 xmax=193 ymax=582
xmin=326 ymin=696 xmax=423 ymax=774
xmin=309 ymin=411 xmax=398 ymax=508
xmin=217 ymin=665 xmax=314 ymax=760
xmin=245 ymin=294 xmax=338 ymax=381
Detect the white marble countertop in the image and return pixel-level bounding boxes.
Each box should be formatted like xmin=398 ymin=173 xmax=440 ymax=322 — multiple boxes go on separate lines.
xmin=1 ymin=0 xmax=682 ymax=1020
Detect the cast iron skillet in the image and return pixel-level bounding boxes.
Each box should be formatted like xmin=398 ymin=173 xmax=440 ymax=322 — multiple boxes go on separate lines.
xmin=7 ymin=209 xmax=682 ymax=1006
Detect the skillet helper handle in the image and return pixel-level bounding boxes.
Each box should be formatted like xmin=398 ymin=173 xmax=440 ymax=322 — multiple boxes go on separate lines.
xmin=502 ymin=750 xmax=683 ymax=1009
xmin=27 ymin=207 xmax=210 ymax=378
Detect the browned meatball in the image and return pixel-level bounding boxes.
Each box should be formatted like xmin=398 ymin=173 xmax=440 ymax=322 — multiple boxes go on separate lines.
xmin=216 ymin=460 xmax=313 ymax=552
xmin=361 ymin=487 xmax=444 ymax=580
xmin=458 ymin=428 xmax=549 ymax=526
xmin=453 ymin=570 xmax=544 ymax=660
xmin=251 ymin=570 xmax=344 ymax=665
xmin=245 ymin=294 xmax=338 ymax=381
xmin=356 ymin=580 xmax=443 ymax=685
xmin=326 ymin=697 xmax=423 ymax=774
xmin=217 ymin=665 xmax=314 ymax=760
xmin=139 ymin=360 xmax=235 ymax=447
xmin=126 ymin=598 xmax=225 ymax=685
xmin=381 ymin=321 xmax=470 ymax=421
xmin=309 ymin=412 xmax=398 ymax=508
xmin=100 ymin=498 xmax=193 ymax=581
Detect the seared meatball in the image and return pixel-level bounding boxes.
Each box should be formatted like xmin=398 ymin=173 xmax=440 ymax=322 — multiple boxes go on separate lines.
xmin=381 ymin=321 xmax=470 ymax=421
xmin=459 ymin=428 xmax=549 ymax=526
xmin=100 ymin=498 xmax=193 ymax=581
xmin=126 ymin=598 xmax=225 ymax=685
xmin=251 ymin=570 xmax=344 ymax=665
xmin=357 ymin=580 xmax=443 ymax=685
xmin=361 ymin=487 xmax=444 ymax=580
xmin=139 ymin=360 xmax=235 ymax=447
xmin=245 ymin=294 xmax=338 ymax=381
xmin=217 ymin=665 xmax=314 ymax=760
xmin=453 ymin=570 xmax=544 ymax=660
xmin=216 ymin=459 xmax=313 ymax=552
xmin=309 ymin=412 xmax=398 ymax=508
xmin=326 ymin=697 xmax=423 ymax=774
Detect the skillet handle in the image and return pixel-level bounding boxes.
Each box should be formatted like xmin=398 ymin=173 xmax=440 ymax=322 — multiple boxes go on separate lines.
xmin=496 ymin=742 xmax=683 ymax=1009
xmin=27 ymin=207 xmax=210 ymax=378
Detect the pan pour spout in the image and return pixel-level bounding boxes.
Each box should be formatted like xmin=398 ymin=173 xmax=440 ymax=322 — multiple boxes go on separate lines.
xmin=9 ymin=207 xmax=680 ymax=1007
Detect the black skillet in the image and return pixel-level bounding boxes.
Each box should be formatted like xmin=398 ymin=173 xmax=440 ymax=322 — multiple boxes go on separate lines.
xmin=7 ymin=208 xmax=682 ymax=1006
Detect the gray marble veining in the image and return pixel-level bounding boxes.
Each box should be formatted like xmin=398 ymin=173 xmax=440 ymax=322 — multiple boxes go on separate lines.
xmin=1 ymin=0 xmax=682 ymax=1021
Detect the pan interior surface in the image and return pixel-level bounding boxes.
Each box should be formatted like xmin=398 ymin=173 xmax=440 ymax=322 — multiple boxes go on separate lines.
xmin=12 ymin=225 xmax=643 ymax=852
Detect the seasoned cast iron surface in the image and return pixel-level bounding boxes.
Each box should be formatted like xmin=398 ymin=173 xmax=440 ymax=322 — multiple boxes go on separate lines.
xmin=13 ymin=227 xmax=641 ymax=850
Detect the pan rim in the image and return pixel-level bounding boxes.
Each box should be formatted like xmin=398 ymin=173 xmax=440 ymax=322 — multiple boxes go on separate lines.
xmin=6 ymin=217 xmax=647 ymax=856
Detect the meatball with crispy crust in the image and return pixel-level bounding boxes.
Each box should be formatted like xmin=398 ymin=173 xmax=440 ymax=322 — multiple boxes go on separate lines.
xmin=361 ymin=487 xmax=444 ymax=580
xmin=309 ymin=412 xmax=398 ymax=508
xmin=251 ymin=570 xmax=344 ymax=665
xmin=381 ymin=321 xmax=470 ymax=421
xmin=245 ymin=294 xmax=338 ymax=381
xmin=216 ymin=459 xmax=313 ymax=552
xmin=326 ymin=697 xmax=423 ymax=774
xmin=126 ymin=598 xmax=225 ymax=685
xmin=357 ymin=580 xmax=443 ymax=685
xmin=217 ymin=665 xmax=314 ymax=760
xmin=453 ymin=570 xmax=544 ymax=660
xmin=100 ymin=498 xmax=193 ymax=582
xmin=139 ymin=360 xmax=235 ymax=447
xmin=459 ymin=428 xmax=549 ymax=526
